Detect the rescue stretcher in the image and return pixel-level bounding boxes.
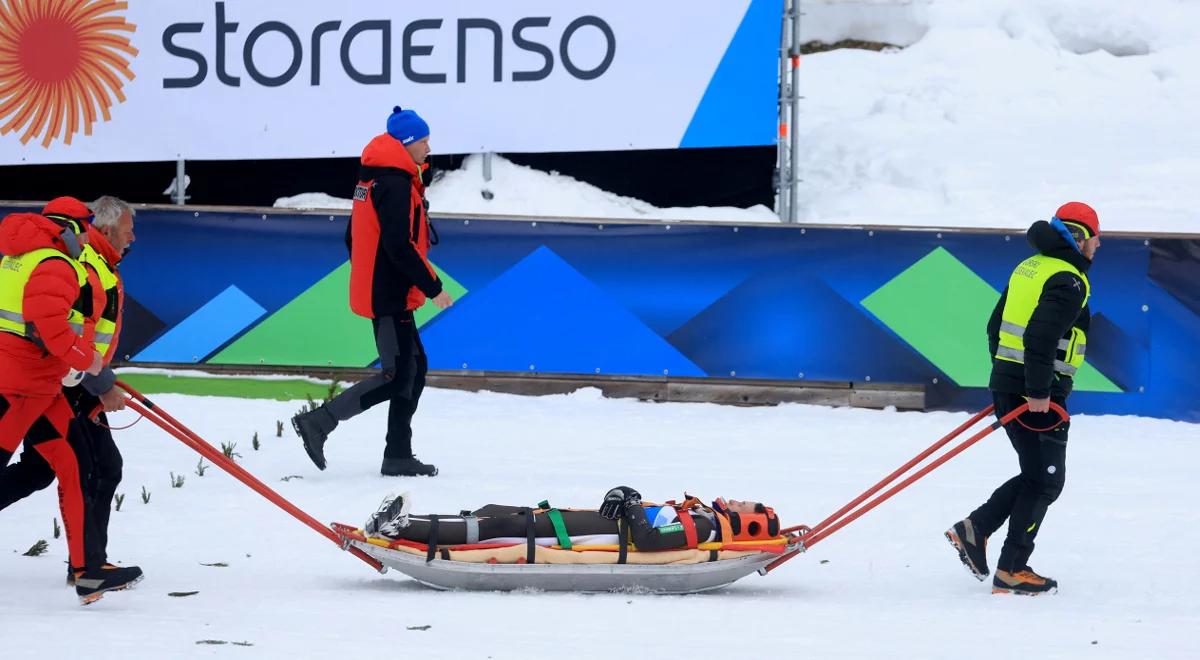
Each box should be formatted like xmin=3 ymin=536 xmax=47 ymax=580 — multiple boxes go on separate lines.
xmin=116 ymin=381 xmax=1065 ymax=596
xmin=331 ymin=522 xmax=802 ymax=594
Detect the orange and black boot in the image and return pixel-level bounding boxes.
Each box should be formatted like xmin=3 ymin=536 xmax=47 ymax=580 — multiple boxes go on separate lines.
xmin=68 ymin=562 xmax=141 ymax=586
xmin=992 ymin=567 xmax=1058 ymax=595
xmin=945 ymin=519 xmax=989 ymax=580
xmin=74 ymin=564 xmax=144 ymax=605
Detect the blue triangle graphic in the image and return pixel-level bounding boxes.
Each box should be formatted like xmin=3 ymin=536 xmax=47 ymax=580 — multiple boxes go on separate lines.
xmin=421 ymin=246 xmax=706 ymax=377
xmin=680 ymin=0 xmax=783 ymax=148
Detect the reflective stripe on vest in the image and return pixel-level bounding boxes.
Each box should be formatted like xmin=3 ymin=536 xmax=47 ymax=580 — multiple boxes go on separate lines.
xmin=995 ymin=255 xmax=1090 ymax=376
xmin=0 ymin=247 xmax=89 ymax=342
xmin=80 ymin=244 xmax=119 ymax=356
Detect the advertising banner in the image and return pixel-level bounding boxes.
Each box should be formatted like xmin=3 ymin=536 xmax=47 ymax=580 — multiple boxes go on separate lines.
xmin=0 ymin=0 xmax=782 ymax=164
xmin=2 ymin=204 xmax=1194 ymax=421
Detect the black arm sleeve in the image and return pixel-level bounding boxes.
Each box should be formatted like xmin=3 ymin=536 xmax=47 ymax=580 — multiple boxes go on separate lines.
xmin=1023 ymin=272 xmax=1087 ymax=399
xmin=372 ymin=174 xmax=443 ymax=298
xmin=987 ymin=287 xmax=1007 ymax=359
xmin=623 ymin=507 xmax=687 ymax=551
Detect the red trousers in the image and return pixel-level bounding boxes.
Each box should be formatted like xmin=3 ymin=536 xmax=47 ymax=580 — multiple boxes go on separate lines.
xmin=0 ymin=392 xmax=88 ymax=569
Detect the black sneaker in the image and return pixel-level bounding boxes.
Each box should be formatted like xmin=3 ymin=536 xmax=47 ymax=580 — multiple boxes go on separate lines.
xmin=381 ymin=456 xmax=438 ymax=477
xmin=945 ymin=518 xmax=989 ymax=580
xmin=75 ymin=565 xmax=144 ymax=605
xmin=992 ymin=567 xmax=1058 ymax=596
xmin=67 ymin=562 xmax=131 ymax=587
xmin=292 ymin=406 xmax=337 ymax=470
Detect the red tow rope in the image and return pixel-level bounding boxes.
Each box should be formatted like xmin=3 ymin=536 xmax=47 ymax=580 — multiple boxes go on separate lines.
xmin=764 ymin=401 xmax=1068 ymax=574
xmin=87 ymin=404 xmax=144 ymax=431
xmin=115 ymin=380 xmax=385 ymax=573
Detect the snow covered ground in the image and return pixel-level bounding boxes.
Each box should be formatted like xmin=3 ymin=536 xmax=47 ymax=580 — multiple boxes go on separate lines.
xmin=2 ymin=387 xmax=1197 ymax=658
xmin=277 ymin=1 xmax=1200 ymax=234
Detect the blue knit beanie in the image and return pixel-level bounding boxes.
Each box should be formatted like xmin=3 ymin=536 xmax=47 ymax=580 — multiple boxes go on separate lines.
xmin=386 ymin=106 xmax=430 ymax=145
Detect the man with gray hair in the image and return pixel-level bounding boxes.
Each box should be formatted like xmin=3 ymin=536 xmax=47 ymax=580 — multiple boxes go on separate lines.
xmin=0 ymin=195 xmax=139 ymax=592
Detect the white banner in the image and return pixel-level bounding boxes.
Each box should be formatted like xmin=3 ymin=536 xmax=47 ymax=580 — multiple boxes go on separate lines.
xmin=0 ymin=0 xmax=780 ymax=165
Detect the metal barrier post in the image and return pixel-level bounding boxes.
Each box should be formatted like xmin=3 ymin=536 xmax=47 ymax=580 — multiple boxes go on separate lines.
xmin=174 ymin=158 xmax=187 ymax=206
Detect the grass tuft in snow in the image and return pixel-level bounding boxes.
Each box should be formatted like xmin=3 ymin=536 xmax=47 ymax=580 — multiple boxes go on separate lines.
xmin=22 ymin=540 xmax=48 ymax=556
xmin=220 ymin=441 xmax=241 ymax=461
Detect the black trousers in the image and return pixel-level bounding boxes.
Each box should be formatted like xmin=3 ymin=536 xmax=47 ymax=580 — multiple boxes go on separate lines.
xmin=327 ymin=313 xmax=427 ymax=459
xmin=0 ymin=388 xmax=123 ymax=569
xmin=969 ymin=391 xmax=1069 ymax=572
xmin=392 ymin=505 xmax=716 ymax=551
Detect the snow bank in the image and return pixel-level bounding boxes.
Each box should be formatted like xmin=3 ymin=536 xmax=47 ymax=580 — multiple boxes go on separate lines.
xmin=796 ymin=0 xmax=1200 ymax=233
xmin=275 ymin=154 xmax=778 ymax=223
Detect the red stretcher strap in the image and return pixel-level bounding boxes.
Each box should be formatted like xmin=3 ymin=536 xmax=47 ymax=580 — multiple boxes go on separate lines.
xmin=676 ymin=507 xmax=699 ymax=549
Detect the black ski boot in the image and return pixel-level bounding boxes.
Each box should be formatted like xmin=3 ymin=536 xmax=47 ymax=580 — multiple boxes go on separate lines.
xmin=381 ymin=456 xmax=438 ymax=477
xmin=945 ymin=518 xmax=989 ymax=580
xmin=992 ymin=567 xmax=1058 ymax=596
xmin=74 ymin=564 xmax=144 ymax=605
xmin=292 ymin=405 xmax=337 ymax=470
xmin=364 ymin=492 xmax=412 ymax=537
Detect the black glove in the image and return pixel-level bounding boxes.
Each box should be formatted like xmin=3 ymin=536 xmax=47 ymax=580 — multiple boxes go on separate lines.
xmin=599 ymin=486 xmax=642 ymax=520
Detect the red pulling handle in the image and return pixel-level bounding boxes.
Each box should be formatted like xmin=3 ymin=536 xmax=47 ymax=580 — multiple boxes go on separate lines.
xmin=115 ymin=380 xmax=385 ymax=573
xmin=766 ymin=401 xmax=1068 ymax=574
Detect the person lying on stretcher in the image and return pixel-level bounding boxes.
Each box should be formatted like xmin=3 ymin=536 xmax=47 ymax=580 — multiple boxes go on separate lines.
xmin=363 ymin=486 xmax=779 ymax=551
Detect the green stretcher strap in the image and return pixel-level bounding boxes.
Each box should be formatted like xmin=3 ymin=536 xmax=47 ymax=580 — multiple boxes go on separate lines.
xmin=538 ymin=500 xmax=572 ymax=550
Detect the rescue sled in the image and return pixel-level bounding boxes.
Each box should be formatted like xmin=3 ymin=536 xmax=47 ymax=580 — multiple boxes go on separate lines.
xmin=331 ymin=523 xmax=801 ymax=594
xmin=116 ymin=380 xmax=1066 ymax=595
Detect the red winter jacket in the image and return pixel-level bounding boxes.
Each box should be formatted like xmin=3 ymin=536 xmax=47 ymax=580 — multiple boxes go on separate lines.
xmin=0 ymin=213 xmax=99 ymax=396
xmin=347 ymin=133 xmax=441 ymax=318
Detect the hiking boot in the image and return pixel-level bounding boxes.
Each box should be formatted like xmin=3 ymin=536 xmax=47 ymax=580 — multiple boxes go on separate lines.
xmin=381 ymin=456 xmax=438 ymax=477
xmin=292 ymin=406 xmax=337 ymax=470
xmin=365 ymin=492 xmax=412 ymax=538
xmin=67 ymin=562 xmax=136 ymax=587
xmin=75 ymin=565 xmax=144 ymax=605
xmin=992 ymin=567 xmax=1058 ymax=596
xmin=945 ymin=518 xmax=989 ymax=580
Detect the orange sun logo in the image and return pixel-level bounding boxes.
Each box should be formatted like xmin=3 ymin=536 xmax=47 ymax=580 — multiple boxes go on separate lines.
xmin=0 ymin=0 xmax=137 ymax=148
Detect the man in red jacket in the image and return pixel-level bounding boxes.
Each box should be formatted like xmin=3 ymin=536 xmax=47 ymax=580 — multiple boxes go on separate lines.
xmin=0 ymin=198 xmax=142 ymax=604
xmin=293 ymin=106 xmax=452 ymax=477
xmin=0 ymin=196 xmax=140 ymax=592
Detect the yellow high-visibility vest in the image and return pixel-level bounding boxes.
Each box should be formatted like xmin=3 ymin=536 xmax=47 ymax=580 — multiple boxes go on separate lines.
xmin=995 ymin=255 xmax=1090 ymax=376
xmin=0 ymin=247 xmax=89 ymax=344
xmin=80 ymin=244 xmax=119 ymax=357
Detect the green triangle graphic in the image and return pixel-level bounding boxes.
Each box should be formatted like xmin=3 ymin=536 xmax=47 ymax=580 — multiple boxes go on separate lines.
xmin=861 ymin=247 xmax=1121 ymax=392
xmin=211 ymin=262 xmax=466 ymax=367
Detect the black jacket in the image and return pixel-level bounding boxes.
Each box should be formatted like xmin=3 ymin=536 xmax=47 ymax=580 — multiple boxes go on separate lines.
xmin=987 ymin=221 xmax=1092 ymax=399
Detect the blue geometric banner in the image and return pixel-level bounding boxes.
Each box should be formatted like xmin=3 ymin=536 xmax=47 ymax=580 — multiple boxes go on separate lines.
xmin=2 ymin=205 xmax=1196 ymax=421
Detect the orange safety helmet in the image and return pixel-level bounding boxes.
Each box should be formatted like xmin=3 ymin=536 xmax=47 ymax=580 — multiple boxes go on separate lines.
xmin=712 ymin=498 xmax=780 ymax=541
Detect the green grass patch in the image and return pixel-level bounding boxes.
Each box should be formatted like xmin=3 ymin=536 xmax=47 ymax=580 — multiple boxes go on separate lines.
xmin=118 ymin=373 xmax=342 ymax=401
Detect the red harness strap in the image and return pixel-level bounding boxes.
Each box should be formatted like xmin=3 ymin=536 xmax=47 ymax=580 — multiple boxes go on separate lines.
xmin=675 ymin=507 xmax=699 ymax=548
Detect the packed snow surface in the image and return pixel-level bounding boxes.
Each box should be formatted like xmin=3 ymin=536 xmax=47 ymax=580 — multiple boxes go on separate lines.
xmin=277 ymin=1 xmax=1200 ymax=234
xmin=2 ymin=387 xmax=1196 ymax=658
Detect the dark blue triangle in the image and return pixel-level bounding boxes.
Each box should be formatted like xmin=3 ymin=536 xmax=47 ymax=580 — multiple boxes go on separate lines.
xmin=668 ymin=268 xmax=932 ymax=381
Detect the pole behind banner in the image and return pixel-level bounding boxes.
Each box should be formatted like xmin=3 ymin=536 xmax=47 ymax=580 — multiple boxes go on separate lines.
xmin=776 ymin=7 xmax=792 ymax=222
xmin=789 ymin=0 xmax=802 ymax=223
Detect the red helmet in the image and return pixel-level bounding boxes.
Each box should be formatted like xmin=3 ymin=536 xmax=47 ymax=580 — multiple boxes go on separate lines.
xmin=1055 ymin=201 xmax=1099 ymax=239
xmin=42 ymin=196 xmax=92 ymax=221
